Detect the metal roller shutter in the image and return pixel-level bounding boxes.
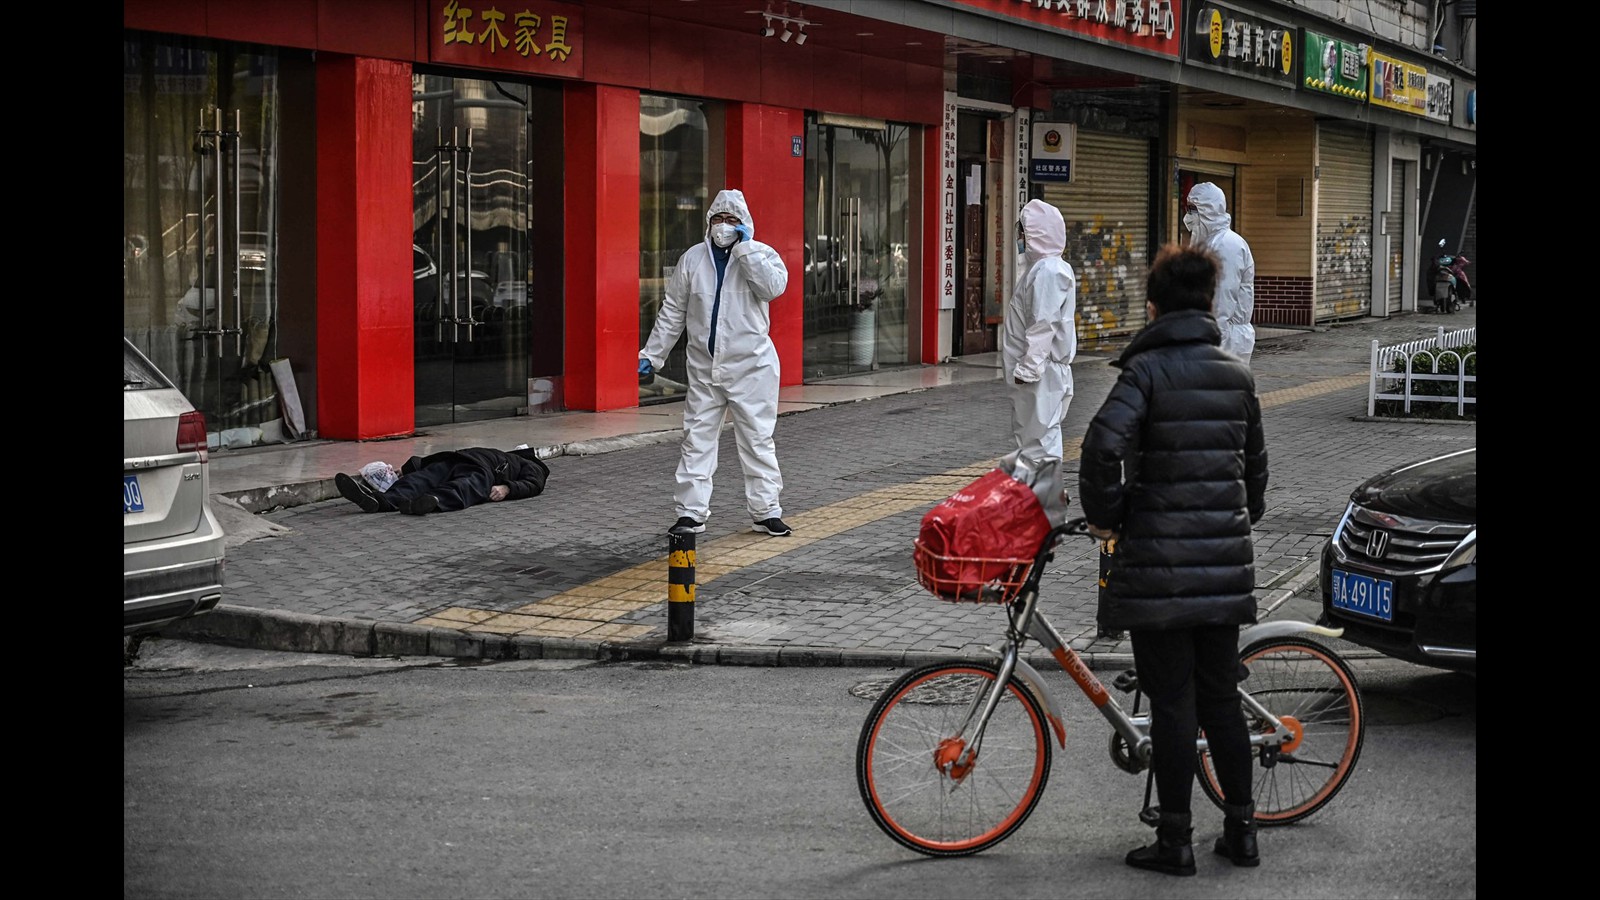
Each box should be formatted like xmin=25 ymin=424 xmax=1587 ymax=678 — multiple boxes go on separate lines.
xmin=1041 ymin=131 xmax=1151 ymax=345
xmin=1315 ymin=123 xmax=1374 ymax=321
xmin=1386 ymin=160 xmax=1404 ymax=314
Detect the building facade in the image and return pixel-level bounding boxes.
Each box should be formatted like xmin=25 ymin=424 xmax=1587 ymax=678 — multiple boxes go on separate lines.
xmin=123 ymin=0 xmax=1476 ymax=447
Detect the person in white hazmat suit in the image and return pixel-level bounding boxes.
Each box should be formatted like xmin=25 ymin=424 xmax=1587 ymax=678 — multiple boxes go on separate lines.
xmin=639 ymin=189 xmax=793 ymax=538
xmin=1183 ymin=182 xmax=1256 ymax=365
xmin=1002 ymin=198 xmax=1078 ymax=469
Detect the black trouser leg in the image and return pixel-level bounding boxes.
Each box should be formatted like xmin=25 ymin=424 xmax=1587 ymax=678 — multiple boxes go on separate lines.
xmin=384 ymin=461 xmax=453 ymax=506
xmin=1131 ymin=625 xmax=1254 ymax=814
xmin=432 ymin=464 xmax=492 ymax=512
xmin=1131 ymin=628 xmax=1199 ymax=816
xmin=1192 ymin=624 xmax=1254 ymax=807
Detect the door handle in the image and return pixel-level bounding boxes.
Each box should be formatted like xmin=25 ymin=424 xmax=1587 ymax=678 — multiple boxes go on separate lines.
xmin=437 ymin=126 xmax=478 ymax=343
xmin=191 ymin=107 xmax=243 ymax=356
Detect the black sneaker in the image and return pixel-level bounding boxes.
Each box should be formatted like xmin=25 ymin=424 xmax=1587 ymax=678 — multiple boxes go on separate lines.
xmin=335 ymin=472 xmax=382 ymax=513
xmin=667 ymin=517 xmax=705 ymax=535
xmin=752 ymin=517 xmax=792 ymax=537
xmin=399 ymin=494 xmax=439 ymax=516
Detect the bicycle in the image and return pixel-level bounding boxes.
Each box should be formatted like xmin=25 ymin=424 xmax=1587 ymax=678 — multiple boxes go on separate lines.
xmin=856 ymin=517 xmax=1365 ymax=857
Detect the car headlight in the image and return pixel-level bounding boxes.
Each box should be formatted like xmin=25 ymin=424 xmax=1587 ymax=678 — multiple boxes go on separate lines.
xmin=1442 ymin=530 xmax=1476 ymax=569
xmin=1330 ymin=502 xmax=1355 ymax=549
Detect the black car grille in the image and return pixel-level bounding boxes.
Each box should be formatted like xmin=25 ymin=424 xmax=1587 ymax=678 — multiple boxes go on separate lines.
xmin=1337 ymin=506 xmax=1472 ymax=574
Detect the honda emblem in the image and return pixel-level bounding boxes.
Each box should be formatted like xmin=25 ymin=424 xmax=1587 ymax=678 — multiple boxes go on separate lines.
xmin=1366 ymin=529 xmax=1390 ymax=559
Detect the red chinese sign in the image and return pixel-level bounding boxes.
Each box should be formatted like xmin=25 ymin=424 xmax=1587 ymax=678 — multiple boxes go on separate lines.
xmin=429 ymin=0 xmax=584 ymax=78
xmin=947 ymin=0 xmax=1181 ymax=59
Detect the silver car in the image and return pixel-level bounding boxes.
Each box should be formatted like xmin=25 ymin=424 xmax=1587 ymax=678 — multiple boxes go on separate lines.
xmin=123 ymin=338 xmax=225 ymax=635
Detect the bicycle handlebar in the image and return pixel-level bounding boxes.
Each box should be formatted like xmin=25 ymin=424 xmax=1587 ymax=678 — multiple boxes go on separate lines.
xmin=1054 ymin=516 xmax=1091 ymax=539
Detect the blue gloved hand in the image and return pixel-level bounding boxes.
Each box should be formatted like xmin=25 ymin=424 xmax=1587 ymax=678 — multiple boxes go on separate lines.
xmin=638 ymin=358 xmax=654 ymax=376
xmin=734 ymin=224 xmax=752 ymax=244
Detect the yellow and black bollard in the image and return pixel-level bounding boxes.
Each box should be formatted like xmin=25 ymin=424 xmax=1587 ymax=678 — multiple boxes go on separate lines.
xmin=1096 ymin=537 xmax=1121 ymax=639
xmin=667 ymin=531 xmax=696 ymax=642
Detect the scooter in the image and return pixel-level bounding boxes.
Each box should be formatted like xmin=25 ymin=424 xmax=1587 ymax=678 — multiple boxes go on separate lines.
xmin=1429 ymin=238 xmax=1472 ymax=313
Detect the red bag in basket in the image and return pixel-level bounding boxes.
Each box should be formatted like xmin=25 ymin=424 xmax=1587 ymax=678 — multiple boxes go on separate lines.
xmin=916 ymin=467 xmax=1051 ymax=600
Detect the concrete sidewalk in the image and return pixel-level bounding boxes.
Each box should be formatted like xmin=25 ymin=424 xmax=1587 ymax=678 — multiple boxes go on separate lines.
xmin=157 ymin=308 xmax=1475 ymax=670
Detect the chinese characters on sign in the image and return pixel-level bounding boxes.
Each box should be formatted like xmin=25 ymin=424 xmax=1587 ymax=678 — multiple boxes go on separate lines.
xmin=1030 ymin=122 xmax=1075 ymax=184
xmin=941 ymin=95 xmax=958 ymax=311
xmin=1011 ymin=0 xmax=1176 ymax=38
xmin=1424 ymin=73 xmax=1452 ymax=123
xmin=1186 ymin=3 xmax=1295 ymax=87
xmin=947 ymin=1 xmax=1181 ymax=58
xmin=1014 ymin=109 xmax=1031 ymax=217
xmin=432 ymin=0 xmax=584 ymax=77
xmin=1369 ymin=50 xmax=1428 ymax=116
xmin=1301 ymin=31 xmax=1369 ymax=101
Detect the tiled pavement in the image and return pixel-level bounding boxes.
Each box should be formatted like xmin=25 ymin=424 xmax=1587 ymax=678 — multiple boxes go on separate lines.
xmin=164 ymin=306 xmax=1477 ymax=670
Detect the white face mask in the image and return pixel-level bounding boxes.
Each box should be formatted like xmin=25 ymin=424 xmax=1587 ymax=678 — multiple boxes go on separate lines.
xmin=710 ymin=223 xmax=738 ymax=248
xmin=1182 ymin=211 xmax=1199 ymax=233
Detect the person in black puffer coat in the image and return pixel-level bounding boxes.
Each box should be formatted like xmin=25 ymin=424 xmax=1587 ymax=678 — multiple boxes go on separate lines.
xmin=1078 ymin=244 xmax=1268 ymax=878
xmin=334 ymin=446 xmax=550 ymax=516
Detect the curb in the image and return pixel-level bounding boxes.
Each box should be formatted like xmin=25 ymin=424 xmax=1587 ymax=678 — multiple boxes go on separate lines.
xmin=156 ymin=551 xmax=1327 ymax=670
xmin=155 ymin=603 xmax=1141 ymax=672
xmin=1258 ymin=556 xmax=1321 ymax=617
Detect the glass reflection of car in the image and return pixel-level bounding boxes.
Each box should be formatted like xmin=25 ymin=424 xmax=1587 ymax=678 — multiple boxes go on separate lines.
xmin=413 ymin=243 xmax=493 ymax=322
xmin=124 ymin=337 xmax=226 ymax=636
xmin=1319 ymin=448 xmax=1476 ymax=673
xmin=177 ymin=232 xmax=274 ymax=325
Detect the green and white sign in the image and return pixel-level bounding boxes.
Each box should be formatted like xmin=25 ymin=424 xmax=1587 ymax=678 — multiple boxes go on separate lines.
xmin=1302 ymin=31 xmax=1368 ymax=101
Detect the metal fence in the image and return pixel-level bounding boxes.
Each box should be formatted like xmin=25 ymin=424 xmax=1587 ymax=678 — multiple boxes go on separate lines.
xmin=1367 ymin=326 xmax=1477 ymax=417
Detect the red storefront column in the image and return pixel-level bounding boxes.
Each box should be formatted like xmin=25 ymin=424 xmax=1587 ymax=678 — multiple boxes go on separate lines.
xmin=725 ymin=104 xmax=805 ymax=387
xmin=564 ymin=83 xmax=641 ymax=412
xmin=315 ymin=55 xmax=413 ymax=440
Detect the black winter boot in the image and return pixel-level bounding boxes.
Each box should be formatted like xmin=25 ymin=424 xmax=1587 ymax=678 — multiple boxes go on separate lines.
xmin=1125 ymin=810 xmax=1196 ymax=876
xmin=1213 ymin=801 xmax=1260 ymax=867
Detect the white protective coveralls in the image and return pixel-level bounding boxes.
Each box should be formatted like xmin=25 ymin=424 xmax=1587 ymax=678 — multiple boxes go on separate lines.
xmin=640 ymin=189 xmax=790 ymax=524
xmin=1001 ymin=199 xmax=1078 ymax=466
xmin=1184 ymin=181 xmax=1256 ymax=365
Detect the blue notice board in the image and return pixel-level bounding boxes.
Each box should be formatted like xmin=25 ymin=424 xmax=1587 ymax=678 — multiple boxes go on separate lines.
xmin=1030 ymin=122 xmax=1075 ymax=183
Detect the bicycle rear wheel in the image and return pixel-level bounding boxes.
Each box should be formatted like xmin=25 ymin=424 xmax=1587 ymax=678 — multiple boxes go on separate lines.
xmin=856 ymin=662 xmax=1051 ymax=857
xmin=1196 ymin=637 xmax=1365 ymax=825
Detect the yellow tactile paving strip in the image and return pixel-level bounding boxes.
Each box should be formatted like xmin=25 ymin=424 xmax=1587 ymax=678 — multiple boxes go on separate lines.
xmin=412 ymin=372 xmax=1367 ymax=638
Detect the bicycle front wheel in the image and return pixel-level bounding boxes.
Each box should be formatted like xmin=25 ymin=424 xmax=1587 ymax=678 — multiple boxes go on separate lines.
xmin=1196 ymin=637 xmax=1365 ymax=825
xmin=856 ymin=662 xmax=1052 ymax=857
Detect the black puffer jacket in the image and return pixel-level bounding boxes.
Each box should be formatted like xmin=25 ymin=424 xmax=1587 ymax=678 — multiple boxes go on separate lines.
xmin=1078 ymin=309 xmax=1267 ymax=631
xmin=401 ymin=447 xmax=550 ymax=501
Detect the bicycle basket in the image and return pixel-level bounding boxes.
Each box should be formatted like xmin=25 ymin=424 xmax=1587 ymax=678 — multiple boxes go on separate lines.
xmin=912 ymin=539 xmax=1034 ymax=604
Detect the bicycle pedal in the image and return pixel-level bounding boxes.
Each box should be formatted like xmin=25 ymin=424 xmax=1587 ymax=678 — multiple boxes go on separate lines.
xmin=1112 ymin=668 xmax=1140 ymax=693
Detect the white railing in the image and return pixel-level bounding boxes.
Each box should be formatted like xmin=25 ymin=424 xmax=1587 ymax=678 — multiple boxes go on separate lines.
xmin=1367 ymin=326 xmax=1477 ymax=417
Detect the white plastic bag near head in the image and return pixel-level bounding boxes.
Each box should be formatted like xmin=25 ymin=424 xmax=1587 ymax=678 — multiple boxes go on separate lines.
xmin=359 ymin=461 xmax=399 ymax=492
xmin=998 ymin=450 xmax=1072 ymax=526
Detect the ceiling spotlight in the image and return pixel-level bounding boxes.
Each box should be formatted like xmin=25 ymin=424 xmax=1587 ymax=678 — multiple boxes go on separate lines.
xmin=760 ymin=16 xmax=775 ymax=37
xmin=795 ymin=25 xmax=807 ymax=45
xmin=780 ymin=24 xmax=793 ymax=42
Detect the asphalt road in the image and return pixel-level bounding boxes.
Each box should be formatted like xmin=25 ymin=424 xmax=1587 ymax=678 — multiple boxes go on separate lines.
xmin=124 ymin=639 xmax=1476 ymax=900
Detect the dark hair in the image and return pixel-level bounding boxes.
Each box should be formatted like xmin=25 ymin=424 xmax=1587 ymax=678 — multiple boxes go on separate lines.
xmin=1146 ymin=243 xmax=1219 ymax=314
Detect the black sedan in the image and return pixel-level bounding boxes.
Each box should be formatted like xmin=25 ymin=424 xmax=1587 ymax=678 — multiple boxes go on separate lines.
xmin=1320 ymin=448 xmax=1476 ymax=673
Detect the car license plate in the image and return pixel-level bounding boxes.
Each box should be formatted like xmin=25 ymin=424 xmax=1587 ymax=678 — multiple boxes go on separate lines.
xmin=1331 ymin=569 xmax=1393 ymax=622
xmin=124 ymin=474 xmax=145 ymax=514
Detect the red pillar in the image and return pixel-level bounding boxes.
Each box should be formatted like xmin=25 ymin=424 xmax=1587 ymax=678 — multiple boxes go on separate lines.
xmin=314 ymin=55 xmax=413 ymax=440
xmin=564 ymin=84 xmax=641 ymax=412
xmin=725 ymin=103 xmax=805 ymax=386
